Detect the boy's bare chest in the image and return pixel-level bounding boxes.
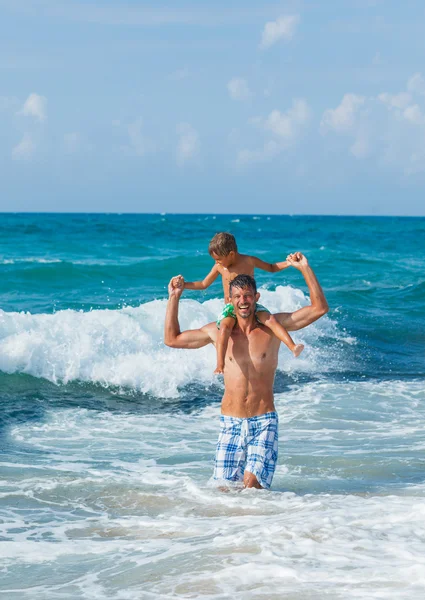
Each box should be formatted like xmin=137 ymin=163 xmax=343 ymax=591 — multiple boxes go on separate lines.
xmin=220 ymin=261 xmax=254 ymax=282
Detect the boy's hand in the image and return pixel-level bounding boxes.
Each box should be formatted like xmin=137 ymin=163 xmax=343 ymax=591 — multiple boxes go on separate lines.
xmin=168 ymin=275 xmax=185 ymax=299
xmin=171 ymin=274 xmax=184 ymax=287
xmin=286 ymin=252 xmax=309 ymax=270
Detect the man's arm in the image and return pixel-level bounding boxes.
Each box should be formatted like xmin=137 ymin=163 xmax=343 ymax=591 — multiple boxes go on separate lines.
xmin=164 ymin=276 xmax=214 ymax=348
xmin=183 ymin=265 xmax=220 ymax=290
xmin=275 ymin=253 xmax=329 ymax=331
xmin=250 ymin=255 xmax=290 ymax=273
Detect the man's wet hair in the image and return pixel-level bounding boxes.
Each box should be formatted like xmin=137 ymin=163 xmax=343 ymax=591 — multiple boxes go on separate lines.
xmin=229 ymin=274 xmax=257 ymax=296
xmin=208 ymin=232 xmax=237 ymax=257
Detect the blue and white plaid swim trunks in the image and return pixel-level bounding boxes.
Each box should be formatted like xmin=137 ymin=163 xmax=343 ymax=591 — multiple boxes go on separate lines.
xmin=213 ymin=411 xmax=279 ymax=489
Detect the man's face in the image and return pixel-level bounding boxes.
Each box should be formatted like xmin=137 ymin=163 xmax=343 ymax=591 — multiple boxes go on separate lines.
xmin=230 ymin=285 xmax=259 ymax=319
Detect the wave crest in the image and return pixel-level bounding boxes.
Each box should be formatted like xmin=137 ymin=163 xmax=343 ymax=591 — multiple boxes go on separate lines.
xmin=0 ymin=287 xmax=346 ymax=397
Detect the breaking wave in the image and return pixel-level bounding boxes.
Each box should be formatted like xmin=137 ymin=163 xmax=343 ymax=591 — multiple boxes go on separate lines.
xmin=0 ymin=286 xmax=348 ymax=397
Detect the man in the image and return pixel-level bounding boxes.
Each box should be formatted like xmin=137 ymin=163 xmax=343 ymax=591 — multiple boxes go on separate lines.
xmin=164 ymin=252 xmax=328 ymax=490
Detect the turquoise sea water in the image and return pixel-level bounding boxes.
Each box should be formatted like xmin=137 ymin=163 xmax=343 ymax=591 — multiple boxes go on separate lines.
xmin=1 ymin=214 xmax=424 ymax=599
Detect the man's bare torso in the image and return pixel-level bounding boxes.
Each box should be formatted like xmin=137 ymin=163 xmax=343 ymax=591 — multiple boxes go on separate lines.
xmin=207 ymin=321 xmax=280 ymax=418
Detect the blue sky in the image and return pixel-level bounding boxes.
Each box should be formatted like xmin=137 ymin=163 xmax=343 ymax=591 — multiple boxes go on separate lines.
xmin=1 ymin=0 xmax=425 ymax=215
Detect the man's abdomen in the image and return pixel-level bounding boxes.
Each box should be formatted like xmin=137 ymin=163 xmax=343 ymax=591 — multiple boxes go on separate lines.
xmin=221 ymin=382 xmax=276 ymax=418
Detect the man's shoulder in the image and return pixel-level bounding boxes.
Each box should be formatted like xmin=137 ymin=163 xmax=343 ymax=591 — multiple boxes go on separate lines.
xmin=201 ymin=321 xmax=218 ymax=341
xmin=201 ymin=321 xmax=217 ymax=332
xmin=253 ymin=322 xmax=283 ymax=345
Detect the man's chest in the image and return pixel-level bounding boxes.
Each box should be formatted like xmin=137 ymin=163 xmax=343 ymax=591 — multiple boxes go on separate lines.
xmin=227 ymin=329 xmax=278 ymax=366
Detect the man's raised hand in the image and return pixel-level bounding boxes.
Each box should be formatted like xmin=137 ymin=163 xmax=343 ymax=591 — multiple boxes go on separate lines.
xmin=286 ymin=252 xmax=309 ymax=270
xmin=168 ymin=275 xmax=185 ymax=299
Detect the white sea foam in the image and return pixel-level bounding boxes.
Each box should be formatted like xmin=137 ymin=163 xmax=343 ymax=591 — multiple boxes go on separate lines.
xmin=0 ymin=257 xmax=62 ymax=264
xmin=1 ymin=380 xmax=424 ymax=599
xmin=0 ymin=287 xmax=345 ymax=396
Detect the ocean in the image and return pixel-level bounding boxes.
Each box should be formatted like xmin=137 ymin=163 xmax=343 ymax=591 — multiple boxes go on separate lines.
xmin=0 ymin=213 xmax=424 ymax=599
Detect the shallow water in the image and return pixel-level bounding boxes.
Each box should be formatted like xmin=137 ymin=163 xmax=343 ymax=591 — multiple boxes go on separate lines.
xmin=1 ymin=214 xmax=424 ymax=598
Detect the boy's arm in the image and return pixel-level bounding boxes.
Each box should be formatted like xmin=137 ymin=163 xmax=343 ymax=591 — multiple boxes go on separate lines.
xmin=164 ymin=277 xmax=214 ymax=349
xmin=275 ymin=253 xmax=329 ymax=331
xmin=250 ymin=255 xmax=290 ymax=273
xmin=184 ymin=265 xmax=220 ymax=290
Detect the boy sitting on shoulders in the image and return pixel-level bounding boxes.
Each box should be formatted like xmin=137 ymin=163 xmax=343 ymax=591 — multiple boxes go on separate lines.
xmin=172 ymin=232 xmax=304 ymax=374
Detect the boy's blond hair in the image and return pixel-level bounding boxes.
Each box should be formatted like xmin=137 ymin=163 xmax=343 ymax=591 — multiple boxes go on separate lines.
xmin=208 ymin=232 xmax=238 ymax=257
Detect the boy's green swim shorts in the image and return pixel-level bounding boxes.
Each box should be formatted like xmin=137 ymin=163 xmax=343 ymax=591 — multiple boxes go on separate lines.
xmin=216 ymin=302 xmax=270 ymax=329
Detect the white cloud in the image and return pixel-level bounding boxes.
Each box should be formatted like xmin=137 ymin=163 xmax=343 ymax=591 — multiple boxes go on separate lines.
xmin=265 ymin=98 xmax=310 ymax=139
xmin=227 ymin=78 xmax=251 ymax=101
xmin=260 ymin=15 xmax=299 ymax=49
xmin=321 ymin=95 xmax=371 ymax=159
xmin=407 ymin=73 xmax=425 ymax=96
xmin=378 ymin=92 xmax=411 ymax=109
xmin=320 ymin=73 xmax=425 ymax=172
xmin=321 ymin=94 xmax=365 ymax=133
xmin=176 ymin=122 xmax=199 ymax=166
xmin=377 ymin=84 xmax=425 ymax=125
xmin=20 ymin=93 xmax=47 ymax=122
xmin=12 ymin=133 xmax=35 ymax=160
xmin=236 ymin=98 xmax=310 ymax=165
xmin=403 ymin=104 xmax=425 ymax=125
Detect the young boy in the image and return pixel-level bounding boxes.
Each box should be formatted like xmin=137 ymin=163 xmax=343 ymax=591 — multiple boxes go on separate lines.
xmin=173 ymin=232 xmax=304 ymax=374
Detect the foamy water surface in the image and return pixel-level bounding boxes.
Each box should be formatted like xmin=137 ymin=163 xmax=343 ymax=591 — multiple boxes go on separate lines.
xmin=1 ymin=381 xmax=424 ymax=599
xmin=1 ymin=214 xmax=424 ymax=599
xmin=0 ymin=287 xmax=345 ymax=397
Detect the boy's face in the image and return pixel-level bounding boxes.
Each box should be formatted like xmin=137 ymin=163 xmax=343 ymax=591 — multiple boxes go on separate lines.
xmin=211 ymin=251 xmax=235 ymax=269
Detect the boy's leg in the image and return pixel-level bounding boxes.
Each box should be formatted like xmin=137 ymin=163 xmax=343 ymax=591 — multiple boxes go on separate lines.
xmin=215 ymin=316 xmax=235 ymax=374
xmin=257 ymin=311 xmax=304 ymax=357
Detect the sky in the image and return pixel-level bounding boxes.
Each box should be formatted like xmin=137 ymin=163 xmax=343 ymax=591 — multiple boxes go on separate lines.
xmin=1 ymin=0 xmax=425 ymax=215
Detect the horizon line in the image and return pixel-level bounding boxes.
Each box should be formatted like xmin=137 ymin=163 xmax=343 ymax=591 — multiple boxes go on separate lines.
xmin=1 ymin=211 xmax=424 ymax=219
